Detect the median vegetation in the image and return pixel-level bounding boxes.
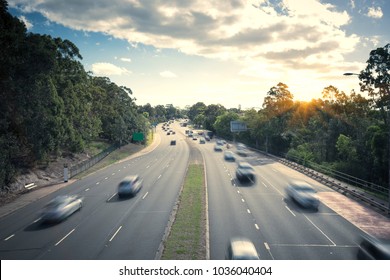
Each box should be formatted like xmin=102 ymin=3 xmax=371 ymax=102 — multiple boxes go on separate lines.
xmin=161 ymin=163 xmax=206 ymax=260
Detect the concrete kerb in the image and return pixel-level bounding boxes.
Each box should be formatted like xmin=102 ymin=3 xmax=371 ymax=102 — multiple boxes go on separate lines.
xmin=0 ymin=133 xmax=161 ymax=219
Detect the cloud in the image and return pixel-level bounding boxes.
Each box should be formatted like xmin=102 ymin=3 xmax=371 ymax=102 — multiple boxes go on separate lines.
xmin=91 ymin=62 xmax=131 ymax=76
xmin=160 ymin=71 xmax=177 ymax=78
xmin=367 ymin=7 xmax=383 ymax=19
xmin=9 ymin=0 xmax=360 ymax=80
xmin=18 ymin=15 xmax=33 ymax=29
xmin=120 ymin=58 xmax=132 ymax=63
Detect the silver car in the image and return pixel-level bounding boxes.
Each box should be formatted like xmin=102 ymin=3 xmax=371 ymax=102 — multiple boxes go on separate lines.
xmin=226 ymin=237 xmax=260 ymax=260
xmin=41 ymin=195 xmax=83 ymax=223
xmin=118 ymin=175 xmax=143 ymax=198
xmin=286 ymin=181 xmax=319 ymax=210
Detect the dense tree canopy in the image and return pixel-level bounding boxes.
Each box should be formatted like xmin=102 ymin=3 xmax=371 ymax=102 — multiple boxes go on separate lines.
xmin=0 ymin=1 xmax=149 ymax=189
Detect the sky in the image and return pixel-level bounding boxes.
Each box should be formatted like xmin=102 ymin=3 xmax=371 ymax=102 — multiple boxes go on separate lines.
xmin=7 ymin=0 xmax=390 ymax=110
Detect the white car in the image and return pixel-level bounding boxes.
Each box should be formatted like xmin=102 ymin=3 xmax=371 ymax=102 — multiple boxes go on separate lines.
xmin=41 ymin=195 xmax=83 ymax=223
xmin=286 ymin=181 xmax=319 ymax=210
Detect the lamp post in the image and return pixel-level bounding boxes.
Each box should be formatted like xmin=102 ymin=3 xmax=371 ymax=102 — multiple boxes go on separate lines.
xmin=344 ymin=72 xmax=390 ymax=213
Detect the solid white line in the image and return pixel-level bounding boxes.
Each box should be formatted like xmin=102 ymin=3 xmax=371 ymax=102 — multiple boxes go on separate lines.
xmin=55 ymin=229 xmax=75 ymax=246
xmin=142 ymin=192 xmax=149 ymax=200
xmin=4 ymin=234 xmax=15 ymax=241
xmin=262 ymin=182 xmax=268 ymax=188
xmin=305 ymin=215 xmax=336 ymax=246
xmin=285 ymin=205 xmax=296 ymax=217
xmin=108 ymin=193 xmax=117 ymax=201
xmin=109 ymin=226 xmax=122 ymax=242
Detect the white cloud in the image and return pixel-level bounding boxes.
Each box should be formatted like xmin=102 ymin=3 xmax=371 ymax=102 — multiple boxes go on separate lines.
xmin=18 ymin=15 xmax=33 ymax=29
xmin=120 ymin=58 xmax=132 ymax=63
xmin=367 ymin=7 xmax=383 ymax=19
xmin=160 ymin=71 xmax=177 ymax=78
xmin=91 ymin=62 xmax=131 ymax=76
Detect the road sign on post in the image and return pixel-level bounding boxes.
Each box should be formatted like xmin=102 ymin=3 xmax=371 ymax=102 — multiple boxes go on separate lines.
xmin=132 ymin=132 xmax=145 ymax=142
xmin=230 ymin=121 xmax=247 ymax=132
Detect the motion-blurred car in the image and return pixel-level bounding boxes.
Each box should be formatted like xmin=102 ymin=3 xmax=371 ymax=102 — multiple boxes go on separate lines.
xmin=41 ymin=195 xmax=83 ymax=223
xmin=214 ymin=144 xmax=223 ymax=152
xmin=236 ymin=161 xmax=255 ymax=183
xmin=226 ymin=237 xmax=260 ymax=260
xmin=286 ymin=181 xmax=319 ymax=210
xmin=118 ymin=175 xmax=143 ymax=198
xmin=357 ymin=234 xmax=390 ymax=260
xmin=224 ymin=151 xmax=235 ymax=161
xmin=170 ymin=139 xmax=176 ymax=145
xmin=199 ymin=137 xmax=206 ymax=144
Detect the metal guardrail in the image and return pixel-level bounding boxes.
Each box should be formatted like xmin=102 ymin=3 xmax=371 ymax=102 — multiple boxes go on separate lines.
xmin=69 ymin=145 xmax=118 ymax=178
xmin=246 ymin=146 xmax=390 ymax=215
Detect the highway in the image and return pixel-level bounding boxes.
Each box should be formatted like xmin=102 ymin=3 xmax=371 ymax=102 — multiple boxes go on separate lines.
xmin=0 ymin=124 xmax=189 ymax=259
xmin=0 ymin=121 xmax=379 ymax=259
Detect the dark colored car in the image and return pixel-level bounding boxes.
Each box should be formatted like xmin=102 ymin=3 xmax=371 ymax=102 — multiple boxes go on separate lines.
xmin=286 ymin=181 xmax=319 ymax=210
xmin=118 ymin=175 xmax=143 ymax=198
xmin=41 ymin=195 xmax=83 ymax=223
xmin=170 ymin=139 xmax=176 ymax=145
xmin=357 ymin=234 xmax=390 ymax=260
xmin=224 ymin=151 xmax=235 ymax=161
xmin=236 ymin=161 xmax=255 ymax=183
xmin=226 ymin=237 xmax=260 ymax=260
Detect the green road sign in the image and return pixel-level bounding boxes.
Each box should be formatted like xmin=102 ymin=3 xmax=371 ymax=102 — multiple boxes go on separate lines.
xmin=132 ymin=132 xmax=145 ymax=142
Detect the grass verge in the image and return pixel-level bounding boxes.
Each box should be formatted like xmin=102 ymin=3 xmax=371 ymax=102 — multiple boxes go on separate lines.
xmin=161 ymin=163 xmax=206 ymax=260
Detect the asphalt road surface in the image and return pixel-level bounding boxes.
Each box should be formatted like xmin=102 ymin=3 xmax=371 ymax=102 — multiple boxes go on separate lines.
xmin=1 ymin=121 xmax=389 ymax=260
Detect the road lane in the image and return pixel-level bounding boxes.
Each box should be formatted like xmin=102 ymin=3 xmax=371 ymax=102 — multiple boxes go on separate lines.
xmin=0 ymin=124 xmax=190 ymax=259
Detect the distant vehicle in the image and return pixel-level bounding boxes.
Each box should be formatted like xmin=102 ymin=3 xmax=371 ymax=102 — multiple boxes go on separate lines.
xmin=226 ymin=237 xmax=260 ymax=260
xmin=224 ymin=151 xmax=235 ymax=161
xmin=167 ymin=132 xmax=170 ymax=135
xmin=205 ymin=135 xmax=210 ymax=141
xmin=286 ymin=181 xmax=319 ymax=210
xmin=236 ymin=161 xmax=255 ymax=183
xmin=199 ymin=137 xmax=206 ymax=144
xmin=40 ymin=195 xmax=83 ymax=223
xmin=192 ymin=135 xmax=198 ymax=140
xmin=357 ymin=234 xmax=390 ymax=260
xmin=170 ymin=139 xmax=176 ymax=145
xmin=214 ymin=144 xmax=223 ymax=152
xmin=216 ymin=140 xmax=224 ymax=146
xmin=118 ymin=175 xmax=143 ymax=198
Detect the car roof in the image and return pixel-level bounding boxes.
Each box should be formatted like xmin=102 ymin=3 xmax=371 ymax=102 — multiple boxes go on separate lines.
xmin=237 ymin=161 xmax=253 ymax=168
xmin=229 ymin=238 xmax=259 ymax=260
xmin=121 ymin=175 xmax=139 ymax=182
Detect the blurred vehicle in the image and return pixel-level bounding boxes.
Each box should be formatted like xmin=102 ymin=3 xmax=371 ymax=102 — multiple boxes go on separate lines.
xmin=286 ymin=181 xmax=319 ymax=210
xmin=205 ymin=135 xmax=211 ymax=141
xmin=226 ymin=237 xmax=260 ymax=260
xmin=192 ymin=135 xmax=198 ymax=140
xmin=170 ymin=139 xmax=176 ymax=145
xmin=118 ymin=175 xmax=143 ymax=198
xmin=199 ymin=137 xmax=206 ymax=144
xmin=41 ymin=195 xmax=82 ymax=223
xmin=216 ymin=140 xmax=224 ymax=146
xmin=166 ymin=132 xmax=170 ymax=135
xmin=224 ymin=151 xmax=235 ymax=161
xmin=214 ymin=144 xmax=223 ymax=152
xmin=236 ymin=161 xmax=255 ymax=183
xmin=357 ymin=234 xmax=390 ymax=260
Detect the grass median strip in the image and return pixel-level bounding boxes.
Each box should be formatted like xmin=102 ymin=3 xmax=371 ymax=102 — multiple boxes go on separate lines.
xmin=161 ymin=163 xmax=206 ymax=260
